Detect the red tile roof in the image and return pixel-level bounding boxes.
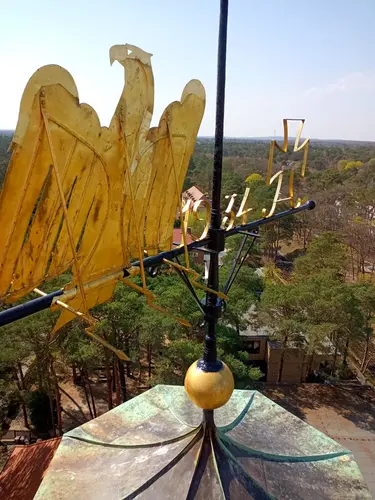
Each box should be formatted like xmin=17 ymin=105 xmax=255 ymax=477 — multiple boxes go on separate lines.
xmin=0 ymin=437 xmax=61 ymax=500
xmin=173 ymin=228 xmax=193 ymax=245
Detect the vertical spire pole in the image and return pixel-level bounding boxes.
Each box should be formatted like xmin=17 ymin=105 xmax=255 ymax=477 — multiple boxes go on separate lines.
xmin=202 ymin=0 xmax=229 ymax=368
xmin=184 ymin=0 xmax=234 ymax=421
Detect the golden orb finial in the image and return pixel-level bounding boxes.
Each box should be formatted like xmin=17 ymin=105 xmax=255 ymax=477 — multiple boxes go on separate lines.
xmin=184 ymin=359 xmax=234 ymax=410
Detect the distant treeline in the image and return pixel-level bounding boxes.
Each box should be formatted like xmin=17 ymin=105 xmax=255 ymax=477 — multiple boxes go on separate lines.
xmin=2 ymin=131 xmax=375 ymax=193
xmin=183 ymin=137 xmax=375 ymax=196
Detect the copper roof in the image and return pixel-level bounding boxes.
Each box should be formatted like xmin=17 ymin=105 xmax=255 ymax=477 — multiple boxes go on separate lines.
xmin=35 ymin=386 xmax=370 ymax=499
xmin=0 ymin=437 xmax=61 ymax=500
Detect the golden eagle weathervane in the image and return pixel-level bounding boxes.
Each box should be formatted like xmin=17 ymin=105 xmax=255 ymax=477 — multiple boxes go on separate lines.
xmin=0 ymin=42 xmax=313 ymax=360
xmin=0 ymin=44 xmax=206 ymax=355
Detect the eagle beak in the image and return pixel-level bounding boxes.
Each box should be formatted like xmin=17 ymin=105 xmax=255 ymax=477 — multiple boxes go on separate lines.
xmin=109 ymin=44 xmax=153 ymax=67
xmin=109 ymin=45 xmax=127 ymax=66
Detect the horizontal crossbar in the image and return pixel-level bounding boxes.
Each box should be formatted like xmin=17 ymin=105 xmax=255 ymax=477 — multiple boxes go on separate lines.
xmin=0 ymin=200 xmax=315 ymax=327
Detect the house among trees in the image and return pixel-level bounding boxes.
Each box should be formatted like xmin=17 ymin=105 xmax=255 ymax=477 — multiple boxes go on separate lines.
xmin=182 ymin=185 xmax=208 ymax=205
xmin=172 ymin=228 xmax=204 ymax=265
xmin=241 ymin=327 xmax=340 ymax=383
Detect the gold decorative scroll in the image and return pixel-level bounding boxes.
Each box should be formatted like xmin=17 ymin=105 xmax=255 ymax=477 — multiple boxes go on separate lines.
xmin=179 ymin=119 xmax=310 ymax=238
xmin=221 ymin=194 xmax=237 ymax=230
xmin=0 ymin=45 xmax=205 ymax=340
xmin=263 ymin=118 xmax=309 ymax=217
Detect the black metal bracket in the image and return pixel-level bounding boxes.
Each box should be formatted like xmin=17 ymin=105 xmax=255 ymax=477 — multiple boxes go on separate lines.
xmin=146 ymin=267 xmax=159 ymax=278
xmin=197 ymin=358 xmax=223 ymax=372
xmin=208 ymin=227 xmax=225 ymax=252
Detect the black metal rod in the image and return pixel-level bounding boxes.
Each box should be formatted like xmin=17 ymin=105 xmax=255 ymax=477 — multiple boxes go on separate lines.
xmin=201 ymin=0 xmax=229 ymax=369
xmin=225 ymin=237 xmax=256 ymax=295
xmin=0 ymin=290 xmax=63 ymax=327
xmin=0 ymin=201 xmax=315 ymax=328
xmin=224 ymin=200 xmax=315 ymax=237
xmin=211 ymin=0 xmax=228 ymax=230
xmin=174 ymin=257 xmax=205 ymax=315
xmin=223 ymin=234 xmax=249 ymax=294
xmin=138 ymin=200 xmax=315 ymax=269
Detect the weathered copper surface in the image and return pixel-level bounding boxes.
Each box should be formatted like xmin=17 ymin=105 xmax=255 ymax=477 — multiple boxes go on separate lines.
xmin=35 ymin=386 xmax=370 ymax=499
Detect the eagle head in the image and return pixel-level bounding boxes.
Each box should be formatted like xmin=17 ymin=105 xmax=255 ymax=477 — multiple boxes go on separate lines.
xmin=109 ymin=44 xmax=153 ymax=67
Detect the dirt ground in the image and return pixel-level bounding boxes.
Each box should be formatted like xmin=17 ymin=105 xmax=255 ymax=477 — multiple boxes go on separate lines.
xmin=55 ymin=360 xmax=150 ymax=432
xmin=261 ymin=383 xmax=375 ymax=498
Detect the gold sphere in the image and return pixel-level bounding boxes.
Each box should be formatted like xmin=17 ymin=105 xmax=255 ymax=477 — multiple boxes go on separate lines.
xmin=184 ymin=360 xmax=234 ymax=410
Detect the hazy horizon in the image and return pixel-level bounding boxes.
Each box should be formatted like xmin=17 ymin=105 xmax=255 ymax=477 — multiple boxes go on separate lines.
xmin=1 ymin=1 xmax=375 ymax=141
xmin=1 ymin=128 xmax=375 ymax=144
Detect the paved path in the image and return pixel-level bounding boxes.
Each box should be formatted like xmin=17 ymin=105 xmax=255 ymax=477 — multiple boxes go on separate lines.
xmin=262 ymin=384 xmax=375 ymax=498
xmin=305 ymin=406 xmax=375 ymax=497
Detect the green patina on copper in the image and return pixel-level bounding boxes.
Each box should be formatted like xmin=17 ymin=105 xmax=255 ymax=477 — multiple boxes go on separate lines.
xmin=218 ymin=431 xmax=350 ymax=463
xmin=35 ymin=386 xmax=371 ymax=500
xmin=215 ymin=435 xmax=276 ymax=500
xmin=67 ymin=426 xmax=200 ymax=450
xmin=218 ymin=391 xmax=255 ymax=433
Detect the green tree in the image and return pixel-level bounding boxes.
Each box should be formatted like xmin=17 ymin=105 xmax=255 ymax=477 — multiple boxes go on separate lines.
xmin=245 ymin=173 xmax=263 ymax=184
xmin=0 ymin=309 xmax=64 ymax=433
xmin=59 ymin=321 xmax=103 ymax=417
xmin=221 ymin=170 xmax=245 ymax=204
xmin=0 ymin=274 xmax=73 ymax=433
xmin=153 ymin=326 xmax=262 ymax=388
xmin=95 ymin=283 xmax=146 ymax=404
xmin=352 ymin=281 xmax=375 ymax=371
xmin=139 ymin=309 xmax=172 ymax=381
xmin=152 ymin=339 xmax=202 ymax=385
xmin=220 ymin=265 xmax=262 ymax=333
xmin=344 ymin=160 xmax=363 ymax=170
xmin=25 ymin=390 xmax=54 ymax=434
xmin=217 ymin=325 xmax=262 ymax=387
xmin=261 ymin=233 xmax=366 ymax=380
xmin=0 ymin=378 xmax=20 ymax=431
xmin=293 ymin=232 xmax=348 ymax=281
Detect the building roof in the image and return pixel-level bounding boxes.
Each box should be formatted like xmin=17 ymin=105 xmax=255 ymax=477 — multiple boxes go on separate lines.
xmin=35 ymin=385 xmax=370 ymax=499
xmin=173 ymin=228 xmax=193 ymax=245
xmin=183 ymin=186 xmax=206 ymax=203
xmin=0 ymin=437 xmax=61 ymax=500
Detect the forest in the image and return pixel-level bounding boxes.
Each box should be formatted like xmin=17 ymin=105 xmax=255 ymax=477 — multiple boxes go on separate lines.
xmin=1 ymin=130 xmax=375 ymax=437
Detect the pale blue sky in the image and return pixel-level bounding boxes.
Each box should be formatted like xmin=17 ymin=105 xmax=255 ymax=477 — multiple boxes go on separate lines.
xmin=1 ymin=0 xmax=375 ymax=140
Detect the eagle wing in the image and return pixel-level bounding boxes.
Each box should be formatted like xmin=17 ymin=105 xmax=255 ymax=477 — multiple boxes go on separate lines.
xmin=0 ymin=45 xmax=205 ymax=331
